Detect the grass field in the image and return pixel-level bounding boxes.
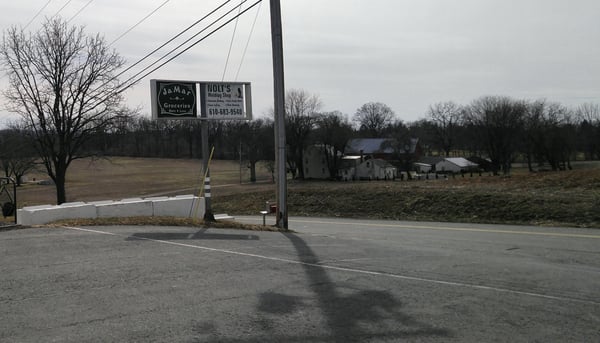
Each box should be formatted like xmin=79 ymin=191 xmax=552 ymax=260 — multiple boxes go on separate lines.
xmin=5 ymin=157 xmax=600 ymax=228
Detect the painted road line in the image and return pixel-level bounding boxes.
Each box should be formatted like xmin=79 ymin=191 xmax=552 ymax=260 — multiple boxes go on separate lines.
xmin=62 ymin=226 xmax=600 ymax=306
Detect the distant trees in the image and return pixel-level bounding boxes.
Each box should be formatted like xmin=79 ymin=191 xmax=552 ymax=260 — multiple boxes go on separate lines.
xmin=1 ymin=18 xmax=129 ymax=204
xmin=284 ymin=89 xmax=322 ymax=179
xmin=236 ymin=119 xmax=274 ymax=182
xmin=313 ymin=111 xmax=354 ymax=178
xmin=463 ymin=96 xmax=527 ymax=175
xmin=4 ymin=60 xmax=598 ymax=186
xmin=576 ymin=103 xmax=600 ymax=160
xmin=522 ymin=100 xmax=576 ymax=171
xmin=0 ymin=127 xmax=37 ymax=186
xmin=426 ymin=101 xmax=462 ymax=157
xmin=354 ymin=102 xmax=395 ymax=137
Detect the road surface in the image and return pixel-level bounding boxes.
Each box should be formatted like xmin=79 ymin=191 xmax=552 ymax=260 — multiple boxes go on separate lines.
xmin=1 ymin=217 xmax=599 ymax=342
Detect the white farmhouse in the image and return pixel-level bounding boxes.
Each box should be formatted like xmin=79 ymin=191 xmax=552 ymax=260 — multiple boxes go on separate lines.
xmin=355 ymin=159 xmax=397 ymax=180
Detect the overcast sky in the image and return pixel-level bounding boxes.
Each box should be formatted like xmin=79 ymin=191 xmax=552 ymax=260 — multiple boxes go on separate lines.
xmin=1 ymin=0 xmax=599 ymax=126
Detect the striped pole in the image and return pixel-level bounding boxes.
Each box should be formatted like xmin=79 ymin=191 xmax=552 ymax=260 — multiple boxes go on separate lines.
xmin=201 ymin=120 xmax=215 ymax=221
xmin=204 ymin=176 xmax=211 ymax=205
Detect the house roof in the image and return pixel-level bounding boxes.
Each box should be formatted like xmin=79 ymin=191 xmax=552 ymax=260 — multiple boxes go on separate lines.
xmin=345 ymin=138 xmax=420 ymax=155
xmin=418 ymin=156 xmax=445 ymax=166
xmin=439 ymin=157 xmax=478 ymax=168
xmin=345 ymin=138 xmax=396 ymax=155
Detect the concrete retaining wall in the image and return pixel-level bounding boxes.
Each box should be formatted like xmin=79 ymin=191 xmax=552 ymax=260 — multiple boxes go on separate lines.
xmin=17 ymin=195 xmax=205 ymax=226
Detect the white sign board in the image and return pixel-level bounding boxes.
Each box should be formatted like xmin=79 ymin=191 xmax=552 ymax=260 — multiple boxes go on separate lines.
xmin=201 ymin=82 xmax=252 ymax=120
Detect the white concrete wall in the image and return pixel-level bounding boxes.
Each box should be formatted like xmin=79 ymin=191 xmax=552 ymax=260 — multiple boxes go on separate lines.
xmin=96 ymin=198 xmax=153 ymax=218
xmin=17 ymin=195 xmax=205 ymax=226
xmin=17 ymin=202 xmax=96 ymax=226
xmin=153 ymin=195 xmax=205 ymax=219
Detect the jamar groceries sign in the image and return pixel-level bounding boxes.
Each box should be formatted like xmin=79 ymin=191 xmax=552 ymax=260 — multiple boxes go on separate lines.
xmin=151 ymin=80 xmax=251 ymax=120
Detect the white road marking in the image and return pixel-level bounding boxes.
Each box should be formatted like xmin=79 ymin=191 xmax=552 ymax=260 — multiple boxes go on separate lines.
xmin=62 ymin=226 xmax=600 ymax=306
xmin=237 ymin=216 xmax=600 ymax=239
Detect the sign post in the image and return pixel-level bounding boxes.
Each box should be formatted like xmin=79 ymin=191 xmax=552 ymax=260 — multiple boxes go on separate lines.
xmin=151 ymin=80 xmax=251 ymax=220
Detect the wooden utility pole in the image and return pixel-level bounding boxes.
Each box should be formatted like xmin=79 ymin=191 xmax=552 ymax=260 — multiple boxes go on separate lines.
xmin=270 ymin=0 xmax=287 ymax=230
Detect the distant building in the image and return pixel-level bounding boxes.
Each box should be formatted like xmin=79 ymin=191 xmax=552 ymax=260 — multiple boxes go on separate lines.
xmin=417 ymin=156 xmax=479 ymax=173
xmin=303 ymin=145 xmax=333 ymax=179
xmin=415 ymin=156 xmax=444 ymax=173
xmin=338 ymin=156 xmax=361 ymax=181
xmin=344 ymin=138 xmax=422 ymax=162
xmin=467 ymin=156 xmax=494 ymax=172
xmin=436 ymin=157 xmax=478 ymax=173
xmin=344 ymin=138 xmax=397 ymax=160
xmin=355 ymin=159 xmax=397 ymax=180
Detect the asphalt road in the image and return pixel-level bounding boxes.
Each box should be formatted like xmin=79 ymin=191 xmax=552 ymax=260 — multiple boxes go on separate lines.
xmin=1 ymin=217 xmax=599 ymax=342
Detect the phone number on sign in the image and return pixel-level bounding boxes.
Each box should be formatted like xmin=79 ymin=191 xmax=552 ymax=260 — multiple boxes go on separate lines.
xmin=208 ymin=108 xmax=243 ymax=116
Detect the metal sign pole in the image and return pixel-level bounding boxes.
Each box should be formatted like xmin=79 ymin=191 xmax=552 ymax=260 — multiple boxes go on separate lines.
xmin=270 ymin=0 xmax=287 ymax=230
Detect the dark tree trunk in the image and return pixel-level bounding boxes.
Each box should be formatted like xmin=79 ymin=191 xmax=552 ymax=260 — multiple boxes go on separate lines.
xmin=54 ymin=166 xmax=67 ymax=204
xmin=249 ymin=160 xmax=257 ymax=183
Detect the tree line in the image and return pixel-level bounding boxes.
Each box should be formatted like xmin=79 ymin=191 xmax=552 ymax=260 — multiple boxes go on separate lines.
xmin=3 ymin=90 xmax=599 ymax=185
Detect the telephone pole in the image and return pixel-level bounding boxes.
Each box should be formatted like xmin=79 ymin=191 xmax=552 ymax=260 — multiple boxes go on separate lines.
xmin=270 ymin=0 xmax=287 ymax=230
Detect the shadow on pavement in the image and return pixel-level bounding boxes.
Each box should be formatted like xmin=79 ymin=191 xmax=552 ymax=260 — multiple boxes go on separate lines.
xmin=126 ymin=228 xmax=259 ymax=241
xmin=249 ymin=232 xmax=452 ymax=342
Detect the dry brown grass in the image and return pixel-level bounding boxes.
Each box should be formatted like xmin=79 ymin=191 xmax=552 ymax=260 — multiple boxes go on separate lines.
xmin=213 ymin=167 xmax=600 ymax=228
xmin=7 ymin=157 xmax=600 ymax=228
xmin=15 ymin=157 xmax=272 ymax=207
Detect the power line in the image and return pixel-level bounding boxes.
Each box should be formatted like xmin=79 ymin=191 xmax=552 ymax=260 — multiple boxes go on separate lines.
xmin=109 ymin=0 xmax=172 ymax=47
xmin=67 ymin=0 xmax=95 ymax=23
xmin=115 ymin=0 xmax=252 ymax=93
xmin=115 ymin=0 xmax=262 ymax=96
xmin=23 ymin=0 xmax=52 ymax=29
xmin=108 ymin=0 xmax=233 ymax=86
xmin=51 ymin=0 xmax=74 ymax=19
xmin=222 ymin=0 xmax=244 ymax=81
xmin=78 ymin=0 xmax=234 ymax=101
xmin=235 ymin=1 xmax=262 ymax=81
xmin=84 ymin=0 xmax=261 ymax=112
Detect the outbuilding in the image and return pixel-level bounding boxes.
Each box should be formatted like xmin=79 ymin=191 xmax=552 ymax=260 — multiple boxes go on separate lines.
xmin=435 ymin=157 xmax=478 ymax=173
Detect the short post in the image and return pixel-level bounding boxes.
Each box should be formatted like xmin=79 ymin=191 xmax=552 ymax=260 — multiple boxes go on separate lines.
xmin=260 ymin=210 xmax=268 ymax=226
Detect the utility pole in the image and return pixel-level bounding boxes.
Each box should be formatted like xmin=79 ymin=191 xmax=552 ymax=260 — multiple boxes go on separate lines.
xmin=270 ymin=0 xmax=287 ymax=230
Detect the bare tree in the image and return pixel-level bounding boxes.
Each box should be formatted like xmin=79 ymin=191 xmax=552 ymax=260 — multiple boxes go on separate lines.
xmin=284 ymin=89 xmax=322 ymax=179
xmin=353 ymin=102 xmax=395 ymax=137
xmin=236 ymin=118 xmax=274 ymax=182
xmin=575 ymin=102 xmax=600 ymax=160
xmin=426 ymin=101 xmax=461 ymax=156
xmin=522 ymin=100 xmax=577 ymax=171
xmin=576 ymin=102 xmax=600 ymax=123
xmin=0 ymin=127 xmax=37 ymax=186
xmin=314 ymin=111 xmax=354 ymax=178
xmin=464 ymin=96 xmax=526 ymax=175
xmin=1 ymin=18 xmax=128 ymax=204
